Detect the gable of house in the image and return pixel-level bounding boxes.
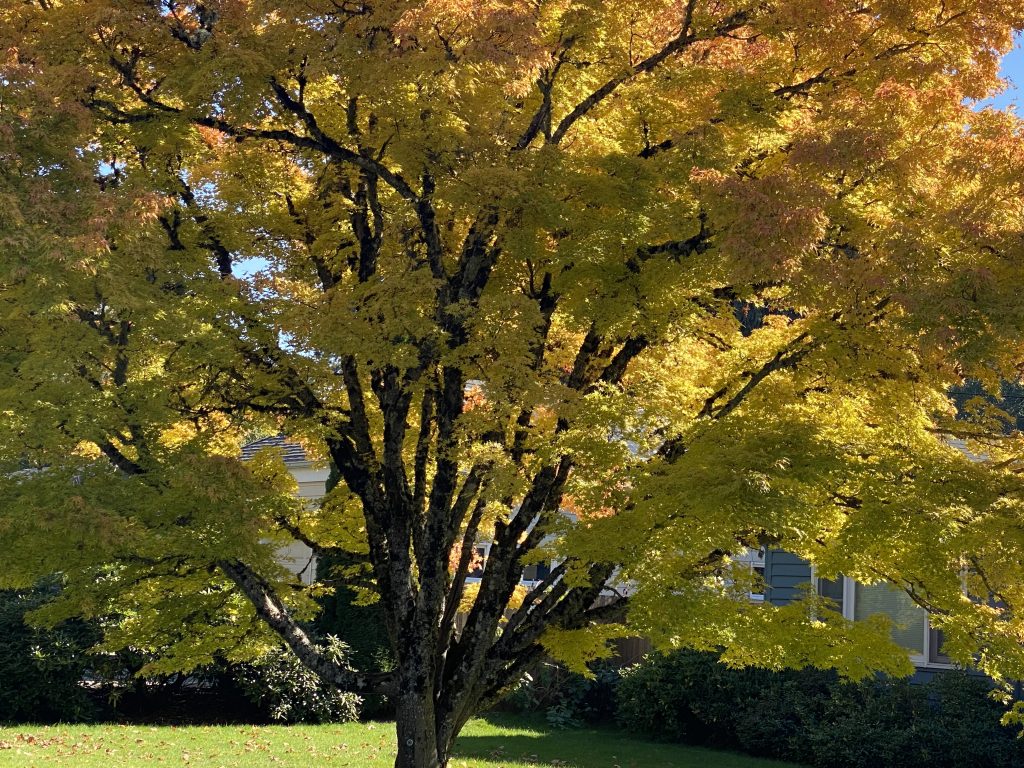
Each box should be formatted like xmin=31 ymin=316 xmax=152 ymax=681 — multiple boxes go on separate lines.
xmin=242 ymin=436 xmax=329 ymax=585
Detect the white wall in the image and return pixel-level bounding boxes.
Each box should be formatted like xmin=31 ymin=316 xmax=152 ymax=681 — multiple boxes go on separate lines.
xmin=276 ymin=463 xmax=330 ymax=585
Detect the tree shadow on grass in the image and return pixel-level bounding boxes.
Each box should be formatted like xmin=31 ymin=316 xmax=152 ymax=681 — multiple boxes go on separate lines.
xmin=451 ymin=716 xmax=679 ymax=768
xmin=452 ymin=734 xmax=622 ymax=768
xmin=452 ymin=714 xmax=798 ymax=768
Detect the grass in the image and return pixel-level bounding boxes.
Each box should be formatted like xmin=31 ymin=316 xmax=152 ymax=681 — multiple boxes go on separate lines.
xmin=0 ymin=715 xmax=799 ymax=768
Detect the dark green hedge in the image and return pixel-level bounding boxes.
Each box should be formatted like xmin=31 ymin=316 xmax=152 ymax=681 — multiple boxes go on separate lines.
xmin=0 ymin=585 xmax=100 ymax=723
xmin=0 ymin=582 xmax=364 ymax=725
xmin=615 ymin=650 xmax=1024 ymax=768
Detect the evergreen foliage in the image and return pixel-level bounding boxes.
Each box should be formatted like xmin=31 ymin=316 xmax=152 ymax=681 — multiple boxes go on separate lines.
xmin=234 ymin=638 xmax=362 ymax=724
xmin=616 ymin=651 xmax=1024 ymax=768
xmin=0 ymin=586 xmax=99 ymax=723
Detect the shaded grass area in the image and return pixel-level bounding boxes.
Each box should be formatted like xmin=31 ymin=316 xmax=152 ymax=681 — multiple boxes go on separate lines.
xmin=0 ymin=714 xmax=801 ymax=767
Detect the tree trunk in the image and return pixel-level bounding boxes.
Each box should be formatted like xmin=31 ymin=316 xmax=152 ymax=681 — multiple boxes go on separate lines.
xmin=394 ymin=693 xmax=445 ymax=768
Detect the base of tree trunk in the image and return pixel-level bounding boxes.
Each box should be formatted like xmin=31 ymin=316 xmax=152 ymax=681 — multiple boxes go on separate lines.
xmin=394 ymin=695 xmax=446 ymax=768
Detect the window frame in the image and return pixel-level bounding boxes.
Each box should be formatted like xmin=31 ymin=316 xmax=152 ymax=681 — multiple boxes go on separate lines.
xmin=466 ymin=543 xmax=490 ymax=581
xmin=732 ymin=547 xmax=767 ymax=602
xmin=811 ymin=569 xmax=955 ymax=670
xmin=464 ymin=542 xmax=556 ymax=589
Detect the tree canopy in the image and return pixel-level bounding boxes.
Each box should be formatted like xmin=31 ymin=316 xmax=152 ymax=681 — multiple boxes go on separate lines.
xmin=3 ymin=2 xmax=1024 ymax=766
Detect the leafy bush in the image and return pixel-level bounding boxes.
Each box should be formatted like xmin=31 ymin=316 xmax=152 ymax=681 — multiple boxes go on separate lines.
xmin=730 ymin=669 xmax=835 ymax=764
xmin=921 ymin=672 xmax=1024 ymax=768
xmin=802 ymin=679 xmax=924 ymax=768
xmin=615 ymin=650 xmax=1024 ymax=768
xmin=0 ymin=585 xmax=100 ymax=723
xmin=803 ymin=673 xmax=1024 ymax=768
xmin=314 ymin=561 xmax=395 ymax=718
xmin=615 ymin=647 xmax=762 ymax=745
xmin=502 ymin=662 xmax=620 ymax=729
xmin=233 ymin=637 xmax=361 ymax=724
xmin=0 ymin=583 xmax=364 ymax=726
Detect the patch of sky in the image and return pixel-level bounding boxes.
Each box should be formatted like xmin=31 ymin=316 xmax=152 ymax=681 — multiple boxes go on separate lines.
xmin=982 ymin=32 xmax=1024 ymax=113
xmin=192 ymin=179 xmax=223 ymax=208
xmin=96 ymin=158 xmax=125 ymax=180
xmin=235 ymin=256 xmax=270 ymax=278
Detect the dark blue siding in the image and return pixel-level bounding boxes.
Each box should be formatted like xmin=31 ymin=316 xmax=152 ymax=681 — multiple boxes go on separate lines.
xmin=764 ymin=550 xmax=994 ymax=683
xmin=764 ymin=549 xmax=812 ymax=606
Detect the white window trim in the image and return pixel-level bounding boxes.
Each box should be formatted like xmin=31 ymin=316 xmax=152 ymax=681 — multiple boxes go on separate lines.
xmin=812 ymin=569 xmax=956 ymax=670
xmin=464 ymin=542 xmax=491 ymax=583
xmin=733 ymin=547 xmax=767 ymax=602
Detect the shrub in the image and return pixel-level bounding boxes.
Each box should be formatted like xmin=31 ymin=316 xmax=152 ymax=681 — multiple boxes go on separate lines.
xmin=502 ymin=662 xmax=620 ymax=729
xmin=0 ymin=585 xmax=100 ymax=723
xmin=803 ymin=680 xmax=924 ymax=768
xmin=616 ymin=649 xmax=779 ymax=746
xmin=314 ymin=568 xmax=395 ymax=718
xmin=729 ymin=668 xmax=836 ymax=764
xmin=233 ymin=637 xmax=361 ymax=724
xmin=0 ymin=583 xmax=364 ymax=727
xmin=615 ymin=650 xmax=1024 ymax=768
xmin=921 ymin=672 xmax=1024 ymax=768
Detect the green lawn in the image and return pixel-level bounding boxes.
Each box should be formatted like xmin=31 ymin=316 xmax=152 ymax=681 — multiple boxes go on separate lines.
xmin=0 ymin=715 xmax=799 ymax=768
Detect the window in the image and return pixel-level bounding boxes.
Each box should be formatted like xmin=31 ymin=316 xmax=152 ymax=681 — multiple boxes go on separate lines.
xmin=815 ymin=573 xmax=952 ymax=667
xmin=853 ymin=582 xmax=926 ymax=656
xmin=464 ymin=545 xmax=553 ymax=587
xmin=733 ymin=547 xmax=766 ymax=602
xmin=929 ymin=627 xmax=952 ymax=665
xmin=817 ymin=575 xmax=844 ymax=613
xmin=468 ymin=545 xmax=488 ymax=578
xmin=522 ymin=561 xmax=551 ymax=583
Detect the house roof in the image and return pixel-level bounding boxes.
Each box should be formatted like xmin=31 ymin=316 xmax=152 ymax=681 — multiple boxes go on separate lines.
xmin=240 ymin=435 xmax=309 ymax=464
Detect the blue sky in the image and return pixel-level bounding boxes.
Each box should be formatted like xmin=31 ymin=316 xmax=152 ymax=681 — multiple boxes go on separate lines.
xmin=988 ymin=35 xmax=1024 ymax=112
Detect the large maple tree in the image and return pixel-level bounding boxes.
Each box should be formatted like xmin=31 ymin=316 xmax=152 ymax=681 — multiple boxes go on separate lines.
xmin=4 ymin=2 xmax=1024 ymax=766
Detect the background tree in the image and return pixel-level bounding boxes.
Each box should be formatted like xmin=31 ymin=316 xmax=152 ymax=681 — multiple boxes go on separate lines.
xmin=4 ymin=2 xmax=1024 ymax=766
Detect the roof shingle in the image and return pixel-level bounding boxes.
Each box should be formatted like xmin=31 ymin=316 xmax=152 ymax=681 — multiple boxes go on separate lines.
xmin=240 ymin=435 xmax=309 ymax=464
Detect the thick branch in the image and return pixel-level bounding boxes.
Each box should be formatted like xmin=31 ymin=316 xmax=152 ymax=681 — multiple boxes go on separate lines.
xmin=218 ymin=559 xmax=394 ymax=695
xmin=598 ymin=335 xmax=649 ymax=386
xmin=564 ymin=324 xmax=609 ymax=390
xmin=412 ymin=388 xmax=435 ymax=515
xmin=452 ymin=208 xmax=501 ymax=302
xmin=177 ymin=178 xmax=232 ymax=277
xmin=271 ymin=514 xmax=362 ymax=561
xmin=630 ymin=213 xmax=711 ymax=272
xmin=513 ymin=39 xmax=575 ymax=150
xmin=500 ymin=560 xmax=569 ymax=638
xmin=417 ymin=171 xmax=448 ymax=281
xmin=98 ymin=441 xmax=145 ymax=476
xmin=437 ymin=497 xmax=488 ymax=658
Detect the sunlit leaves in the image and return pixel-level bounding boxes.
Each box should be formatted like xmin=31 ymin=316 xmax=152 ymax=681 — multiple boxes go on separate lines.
xmin=3 ymin=0 xmax=1024 ymax=693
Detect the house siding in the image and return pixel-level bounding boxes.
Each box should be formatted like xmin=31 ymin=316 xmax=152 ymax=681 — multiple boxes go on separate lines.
xmin=764 ymin=549 xmax=812 ymax=606
xmin=763 ymin=549 xmax=995 ymax=682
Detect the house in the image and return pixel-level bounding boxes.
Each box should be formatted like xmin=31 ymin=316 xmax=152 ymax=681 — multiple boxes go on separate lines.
xmin=243 ymin=437 xmax=955 ymax=675
xmin=241 ymin=435 xmax=329 ymax=586
xmin=765 ymin=550 xmax=955 ymax=680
